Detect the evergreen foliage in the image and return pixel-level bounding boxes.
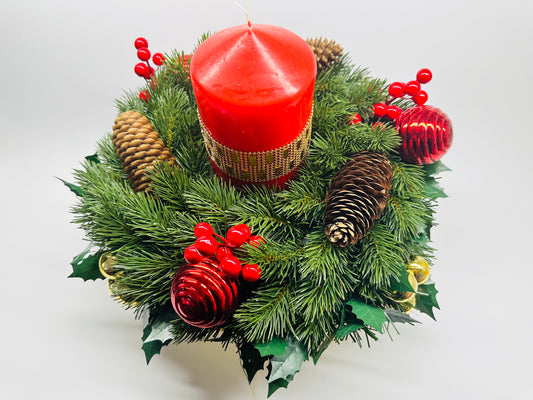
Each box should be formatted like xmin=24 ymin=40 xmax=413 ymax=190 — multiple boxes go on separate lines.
xmin=68 ymin=44 xmax=446 ymax=391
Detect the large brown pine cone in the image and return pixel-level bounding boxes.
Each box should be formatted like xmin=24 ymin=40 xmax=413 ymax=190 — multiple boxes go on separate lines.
xmin=324 ymin=152 xmax=393 ymax=247
xmin=306 ymin=37 xmax=343 ymax=72
xmin=112 ymin=110 xmax=175 ymax=192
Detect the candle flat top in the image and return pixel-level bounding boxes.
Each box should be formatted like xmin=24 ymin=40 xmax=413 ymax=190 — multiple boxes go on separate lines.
xmin=190 ymin=24 xmax=316 ymax=106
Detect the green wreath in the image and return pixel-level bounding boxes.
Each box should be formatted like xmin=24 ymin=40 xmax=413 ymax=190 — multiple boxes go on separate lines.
xmin=65 ymin=34 xmax=449 ymax=397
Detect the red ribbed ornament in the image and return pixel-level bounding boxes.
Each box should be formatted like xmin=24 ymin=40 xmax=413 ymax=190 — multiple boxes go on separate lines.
xmin=396 ymin=105 xmax=453 ymax=165
xmin=170 ymin=259 xmax=240 ymax=328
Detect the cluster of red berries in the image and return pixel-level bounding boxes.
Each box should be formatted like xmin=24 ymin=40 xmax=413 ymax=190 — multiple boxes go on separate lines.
xmin=184 ymin=222 xmax=263 ymax=282
xmin=373 ymin=68 xmax=433 ymax=120
xmin=133 ymin=37 xmax=165 ymax=102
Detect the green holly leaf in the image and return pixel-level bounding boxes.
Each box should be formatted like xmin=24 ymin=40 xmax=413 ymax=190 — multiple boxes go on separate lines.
xmin=415 ymin=282 xmax=440 ymax=320
xmin=69 ymin=246 xmax=104 ymax=280
xmin=85 ymin=153 xmax=100 ymax=163
xmin=384 ymin=308 xmax=420 ymax=324
xmin=239 ymin=342 xmax=267 ymax=383
xmin=335 ymin=322 xmax=366 ymax=339
xmin=141 ymin=307 xmax=176 ymax=364
xmin=58 ymin=177 xmax=84 ymax=197
xmin=423 ymin=160 xmax=450 ymax=176
xmin=267 ymin=378 xmax=290 ymax=397
xmin=423 ymin=176 xmax=447 ymax=199
xmin=264 ymin=338 xmax=308 ymax=397
xmin=346 ymin=300 xmax=387 ymax=333
xmin=255 ymin=337 xmax=289 ymax=357
xmin=389 ymin=267 xmax=416 ymax=293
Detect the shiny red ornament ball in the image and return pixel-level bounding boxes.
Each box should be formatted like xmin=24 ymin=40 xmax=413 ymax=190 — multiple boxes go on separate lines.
xmin=171 ymin=259 xmax=240 ymax=328
xmin=396 ymin=105 xmax=453 ymax=165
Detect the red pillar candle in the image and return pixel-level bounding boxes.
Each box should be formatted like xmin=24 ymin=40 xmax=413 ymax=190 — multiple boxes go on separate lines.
xmin=190 ymin=24 xmax=316 ymax=188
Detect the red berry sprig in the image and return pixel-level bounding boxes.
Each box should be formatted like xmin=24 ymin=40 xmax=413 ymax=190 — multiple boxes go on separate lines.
xmin=183 ymin=222 xmax=263 ymax=282
xmin=371 ymin=68 xmax=433 ymax=121
xmin=133 ymin=37 xmax=166 ymax=102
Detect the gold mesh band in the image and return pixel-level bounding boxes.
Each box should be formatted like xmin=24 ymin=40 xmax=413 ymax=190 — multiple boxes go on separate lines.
xmin=199 ymin=109 xmax=313 ymax=182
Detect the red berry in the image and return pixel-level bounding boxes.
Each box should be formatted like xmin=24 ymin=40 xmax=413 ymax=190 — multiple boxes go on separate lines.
xmin=416 ymin=68 xmax=432 ymax=84
xmin=194 ymin=222 xmax=214 ymax=238
xmin=404 ymin=80 xmax=421 ymax=96
xmin=148 ymin=66 xmax=155 ymax=78
xmin=373 ymin=103 xmax=387 ymax=118
xmin=139 ymin=90 xmax=150 ymax=102
xmin=134 ymin=37 xmax=148 ymax=49
xmin=413 ymin=90 xmax=428 ymax=105
xmin=248 ymin=235 xmax=265 ymax=248
xmin=215 ymin=246 xmax=234 ymax=262
xmin=137 ymin=47 xmax=151 ymax=61
xmin=134 ymin=62 xmax=149 ymax=78
xmin=184 ymin=245 xmax=204 ymax=264
xmin=195 ymin=236 xmax=218 ymax=257
xmin=227 ymin=224 xmax=251 ymax=247
xmin=220 ymin=256 xmax=242 ymax=277
xmin=152 ymin=52 xmax=165 ymax=66
xmin=349 ymin=113 xmax=362 ymax=125
xmin=242 ymin=264 xmax=261 ymax=282
xmin=388 ymin=82 xmax=405 ymax=98
xmin=386 ymin=105 xmax=402 ymax=120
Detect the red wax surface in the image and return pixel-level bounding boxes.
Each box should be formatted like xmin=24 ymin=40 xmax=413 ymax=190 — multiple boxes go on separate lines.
xmin=190 ymin=24 xmax=316 ymax=152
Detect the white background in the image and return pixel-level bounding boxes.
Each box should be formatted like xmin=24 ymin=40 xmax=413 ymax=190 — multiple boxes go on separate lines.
xmin=1 ymin=0 xmax=532 ymax=399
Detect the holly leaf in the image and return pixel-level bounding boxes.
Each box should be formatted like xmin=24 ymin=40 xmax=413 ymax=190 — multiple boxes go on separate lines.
xmin=384 ymin=308 xmax=420 ymax=324
xmin=346 ymin=300 xmax=387 ymax=333
xmin=69 ymin=246 xmax=104 ymax=281
xmin=85 ymin=153 xmax=100 ymax=163
xmin=389 ymin=267 xmax=416 ymax=293
xmin=423 ymin=176 xmax=447 ymax=199
xmin=267 ymin=378 xmax=290 ymax=397
xmin=141 ymin=307 xmax=176 ymax=363
xmin=58 ymin=177 xmax=84 ymax=197
xmin=415 ymin=282 xmax=440 ymax=320
xmin=239 ymin=342 xmax=267 ymax=383
xmin=255 ymin=337 xmax=289 ymax=357
xmin=264 ymin=338 xmax=308 ymax=397
xmin=335 ymin=322 xmax=366 ymax=339
xmin=423 ymin=160 xmax=450 ymax=176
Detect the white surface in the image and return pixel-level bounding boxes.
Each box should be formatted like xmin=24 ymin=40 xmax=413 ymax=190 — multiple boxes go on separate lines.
xmin=1 ymin=0 xmax=532 ymax=399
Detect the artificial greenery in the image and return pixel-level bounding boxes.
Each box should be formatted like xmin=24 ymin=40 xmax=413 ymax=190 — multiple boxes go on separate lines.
xmin=66 ymin=44 xmax=445 ymax=396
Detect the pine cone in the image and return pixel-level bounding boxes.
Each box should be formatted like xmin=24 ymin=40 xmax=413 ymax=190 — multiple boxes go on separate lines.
xmin=324 ymin=152 xmax=393 ymax=247
xmin=112 ymin=110 xmax=175 ymax=192
xmin=306 ymin=37 xmax=343 ymax=72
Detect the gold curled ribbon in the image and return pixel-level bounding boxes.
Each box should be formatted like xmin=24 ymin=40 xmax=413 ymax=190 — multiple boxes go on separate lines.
xmin=199 ymin=108 xmax=313 ymax=182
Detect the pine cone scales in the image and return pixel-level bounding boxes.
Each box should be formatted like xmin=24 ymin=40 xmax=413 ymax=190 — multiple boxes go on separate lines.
xmin=112 ymin=110 xmax=175 ymax=192
xmin=324 ymin=152 xmax=393 ymax=247
xmin=306 ymin=37 xmax=343 ymax=72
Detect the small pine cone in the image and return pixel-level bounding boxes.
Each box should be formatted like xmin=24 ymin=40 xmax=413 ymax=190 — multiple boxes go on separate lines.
xmin=324 ymin=152 xmax=393 ymax=247
xmin=306 ymin=37 xmax=343 ymax=72
xmin=112 ymin=110 xmax=175 ymax=192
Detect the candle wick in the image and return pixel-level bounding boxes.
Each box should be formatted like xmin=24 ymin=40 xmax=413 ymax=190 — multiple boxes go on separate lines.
xmin=233 ymin=1 xmax=252 ymax=28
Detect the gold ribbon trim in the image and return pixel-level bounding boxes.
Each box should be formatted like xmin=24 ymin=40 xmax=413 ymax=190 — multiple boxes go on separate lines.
xmin=199 ymin=109 xmax=313 ymax=182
